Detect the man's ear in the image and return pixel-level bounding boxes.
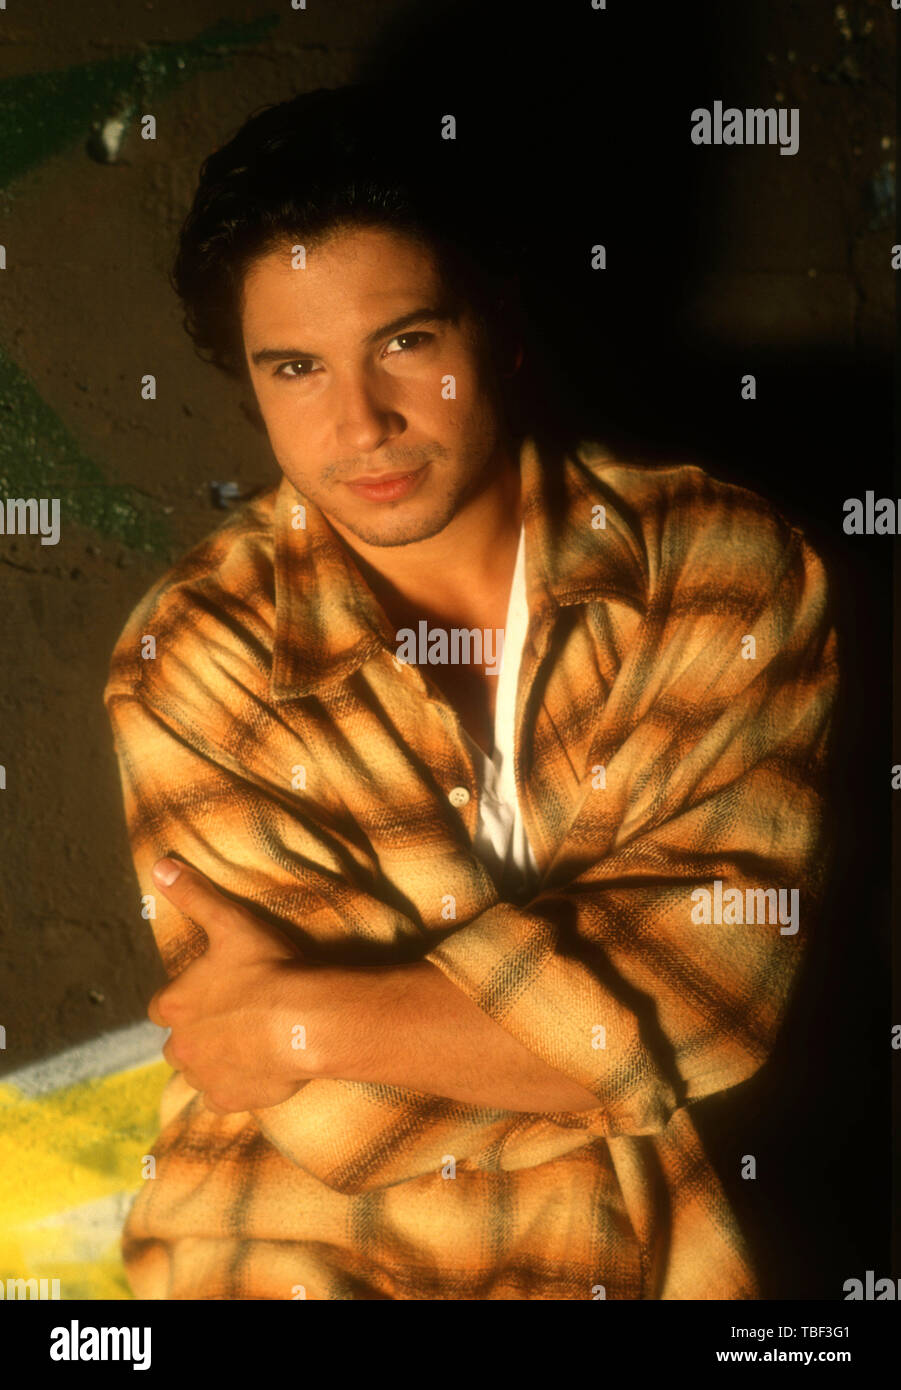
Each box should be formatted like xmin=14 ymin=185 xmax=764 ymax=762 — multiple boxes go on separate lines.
xmin=501 ymin=336 xmax=525 ymax=379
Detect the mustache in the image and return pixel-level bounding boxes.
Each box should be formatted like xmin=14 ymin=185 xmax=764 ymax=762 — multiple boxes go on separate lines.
xmin=330 ymin=448 xmax=446 ymax=482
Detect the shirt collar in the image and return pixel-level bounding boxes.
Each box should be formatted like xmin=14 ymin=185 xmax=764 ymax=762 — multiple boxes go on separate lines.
xmin=271 ymin=433 xmax=647 ymax=703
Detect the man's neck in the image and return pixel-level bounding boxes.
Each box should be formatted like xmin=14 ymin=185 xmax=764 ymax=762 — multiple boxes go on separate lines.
xmin=327 ymin=444 xmax=524 ymax=632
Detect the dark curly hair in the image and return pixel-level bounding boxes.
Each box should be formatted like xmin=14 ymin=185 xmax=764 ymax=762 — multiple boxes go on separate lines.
xmin=171 ymin=82 xmax=525 ymax=385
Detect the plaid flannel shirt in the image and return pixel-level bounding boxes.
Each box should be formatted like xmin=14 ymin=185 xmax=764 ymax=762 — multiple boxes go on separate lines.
xmin=103 ymin=433 xmax=837 ymax=1300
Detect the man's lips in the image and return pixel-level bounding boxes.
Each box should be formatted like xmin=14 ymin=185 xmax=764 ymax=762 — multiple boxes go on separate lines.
xmin=355 ymin=469 xmax=419 ymax=480
xmin=344 ymin=462 xmax=429 ymax=500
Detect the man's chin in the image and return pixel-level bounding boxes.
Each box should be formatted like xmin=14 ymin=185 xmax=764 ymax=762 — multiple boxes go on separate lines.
xmin=310 ymin=477 xmax=463 ymax=548
xmin=330 ymin=505 xmax=458 ymax=549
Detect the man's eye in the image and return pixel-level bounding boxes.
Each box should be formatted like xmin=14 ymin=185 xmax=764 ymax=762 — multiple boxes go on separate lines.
xmin=384 ymin=332 xmax=431 ymax=355
xmin=275 ymin=360 xmax=318 ymax=379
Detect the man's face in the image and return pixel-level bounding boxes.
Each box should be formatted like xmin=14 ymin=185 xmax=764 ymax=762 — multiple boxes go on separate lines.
xmin=240 ymin=224 xmax=512 ymax=548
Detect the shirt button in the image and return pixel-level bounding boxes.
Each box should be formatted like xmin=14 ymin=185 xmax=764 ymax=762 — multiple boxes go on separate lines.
xmin=448 ymin=786 xmax=471 ymax=808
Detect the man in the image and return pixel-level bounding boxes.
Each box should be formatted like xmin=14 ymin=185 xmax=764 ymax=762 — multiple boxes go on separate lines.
xmin=104 ymin=83 xmax=838 ymax=1300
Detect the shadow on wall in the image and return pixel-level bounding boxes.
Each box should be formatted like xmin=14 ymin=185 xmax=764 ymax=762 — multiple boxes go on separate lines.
xmin=359 ymin=0 xmax=893 ymax=505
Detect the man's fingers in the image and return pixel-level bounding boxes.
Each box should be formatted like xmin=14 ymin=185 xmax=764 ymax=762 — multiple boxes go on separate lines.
xmin=151 ymin=858 xmax=235 ymax=946
xmin=151 ymin=857 xmax=298 ymax=960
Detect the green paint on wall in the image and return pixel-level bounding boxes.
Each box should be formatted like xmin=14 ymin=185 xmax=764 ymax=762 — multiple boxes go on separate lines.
xmin=0 ymin=13 xmax=282 ymax=548
xmin=0 ymin=347 xmax=170 ymax=551
xmin=0 ymin=14 xmax=281 ymax=190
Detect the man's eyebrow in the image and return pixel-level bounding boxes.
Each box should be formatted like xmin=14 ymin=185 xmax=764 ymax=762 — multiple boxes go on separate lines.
xmin=250 ymin=305 xmax=459 ymax=367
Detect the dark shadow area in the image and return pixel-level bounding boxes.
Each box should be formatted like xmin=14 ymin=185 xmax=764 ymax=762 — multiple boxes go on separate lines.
xmin=357 ymin=0 xmax=892 ymax=1298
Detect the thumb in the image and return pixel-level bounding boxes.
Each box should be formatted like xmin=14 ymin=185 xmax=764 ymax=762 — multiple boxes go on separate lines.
xmin=151 ymin=858 xmax=299 ymax=961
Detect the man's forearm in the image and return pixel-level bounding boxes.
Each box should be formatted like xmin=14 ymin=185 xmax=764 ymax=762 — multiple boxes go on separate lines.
xmin=296 ymin=958 xmax=602 ymax=1113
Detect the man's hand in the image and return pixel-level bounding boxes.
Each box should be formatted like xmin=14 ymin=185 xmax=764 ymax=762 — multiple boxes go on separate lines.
xmin=148 ymin=857 xmax=320 ymax=1115
xmin=147 ymin=857 xmax=604 ymax=1115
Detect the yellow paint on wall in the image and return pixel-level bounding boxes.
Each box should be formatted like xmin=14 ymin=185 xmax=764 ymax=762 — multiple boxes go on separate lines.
xmin=0 ymin=1060 xmax=170 ymax=1299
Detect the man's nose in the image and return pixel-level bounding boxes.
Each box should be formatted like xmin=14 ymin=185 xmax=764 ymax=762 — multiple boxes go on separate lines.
xmin=334 ymin=373 xmax=405 ymax=453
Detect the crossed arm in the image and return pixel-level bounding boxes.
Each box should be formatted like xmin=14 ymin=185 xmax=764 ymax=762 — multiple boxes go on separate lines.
xmin=114 ymin=526 xmax=837 ymax=1137
xmin=148 ymin=856 xmax=601 ymax=1116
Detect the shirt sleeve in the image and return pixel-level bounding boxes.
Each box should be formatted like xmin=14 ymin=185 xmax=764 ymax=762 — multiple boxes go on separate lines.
xmin=422 ymin=525 xmax=838 ymax=1138
xmin=104 ymin=680 xmax=597 ymax=1193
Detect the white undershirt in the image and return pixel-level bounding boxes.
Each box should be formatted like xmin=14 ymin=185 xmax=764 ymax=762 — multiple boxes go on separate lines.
xmin=460 ymin=523 xmax=541 ymax=901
